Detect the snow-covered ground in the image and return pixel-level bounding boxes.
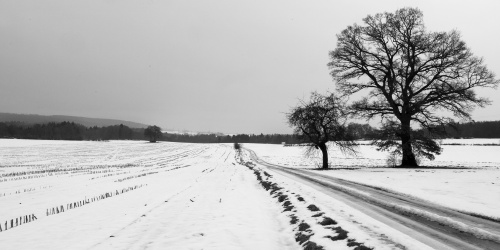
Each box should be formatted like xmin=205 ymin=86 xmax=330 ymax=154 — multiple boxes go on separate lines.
xmin=2 ymin=139 xmax=499 ymax=249
xmin=244 ymin=141 xmax=500 ymax=220
xmin=0 ymin=139 xmax=298 ymax=249
xmin=247 ymin=139 xmax=500 ymax=168
xmin=237 ymin=150 xmax=434 ymax=250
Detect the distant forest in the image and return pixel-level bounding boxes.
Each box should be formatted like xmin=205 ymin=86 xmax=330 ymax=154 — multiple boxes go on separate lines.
xmin=0 ymin=122 xmax=145 ymax=141
xmin=442 ymin=120 xmax=500 ymax=138
xmin=164 ymin=133 xmax=302 ymax=144
xmin=0 ymin=112 xmax=148 ymax=128
xmin=0 ymin=122 xmax=301 ymax=143
xmin=1 ymin=120 xmax=500 ymax=143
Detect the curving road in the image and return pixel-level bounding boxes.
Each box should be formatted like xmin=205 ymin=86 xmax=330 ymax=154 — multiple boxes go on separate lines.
xmin=245 ymin=148 xmax=500 ymax=250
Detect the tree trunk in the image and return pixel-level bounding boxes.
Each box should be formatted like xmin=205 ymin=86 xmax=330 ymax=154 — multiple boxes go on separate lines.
xmin=400 ymin=120 xmax=418 ymax=167
xmin=318 ymin=143 xmax=329 ymax=169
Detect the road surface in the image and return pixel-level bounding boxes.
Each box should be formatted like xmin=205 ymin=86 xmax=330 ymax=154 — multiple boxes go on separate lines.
xmin=246 ymin=148 xmax=500 ymax=250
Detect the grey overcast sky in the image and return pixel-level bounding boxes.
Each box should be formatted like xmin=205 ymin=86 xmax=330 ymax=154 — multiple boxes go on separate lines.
xmin=1 ymin=0 xmax=499 ymax=134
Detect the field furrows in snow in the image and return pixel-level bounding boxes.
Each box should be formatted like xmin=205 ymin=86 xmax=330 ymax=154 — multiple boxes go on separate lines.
xmin=0 ymin=140 xmax=299 ymax=249
xmin=92 ymin=153 xmax=297 ymax=250
xmin=3 ymin=139 xmax=499 ymax=249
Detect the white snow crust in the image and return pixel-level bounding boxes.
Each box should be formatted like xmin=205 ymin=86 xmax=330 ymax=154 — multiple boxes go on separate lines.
xmin=244 ymin=142 xmax=500 ymax=220
xmin=2 ymin=138 xmax=498 ymax=249
xmin=0 ymin=139 xmax=298 ymax=250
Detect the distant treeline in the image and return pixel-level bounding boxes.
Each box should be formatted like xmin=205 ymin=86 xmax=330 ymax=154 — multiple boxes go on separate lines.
xmin=163 ymin=133 xmax=302 ymax=144
xmin=0 ymin=121 xmax=300 ymax=143
xmin=0 ymin=122 xmax=145 ymax=141
xmin=441 ymin=120 xmax=500 ymax=138
xmin=346 ymin=121 xmax=500 ymax=140
xmin=162 ymin=123 xmax=381 ymax=144
xmin=1 ymin=120 xmax=499 ymax=143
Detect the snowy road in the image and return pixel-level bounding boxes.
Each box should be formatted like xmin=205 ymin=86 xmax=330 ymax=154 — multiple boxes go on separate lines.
xmin=246 ymin=148 xmax=500 ymax=250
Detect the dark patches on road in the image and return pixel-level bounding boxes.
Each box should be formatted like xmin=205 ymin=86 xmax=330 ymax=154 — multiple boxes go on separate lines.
xmin=319 ymin=217 xmax=337 ymax=226
xmin=307 ymin=204 xmax=320 ymax=212
xmin=239 ymin=160 xmax=323 ymax=250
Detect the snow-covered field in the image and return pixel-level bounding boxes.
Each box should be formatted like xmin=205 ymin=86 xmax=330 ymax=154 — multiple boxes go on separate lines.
xmin=2 ymin=139 xmax=499 ymax=249
xmin=248 ymin=139 xmax=500 ymax=168
xmin=244 ymin=140 xmax=500 ymax=220
xmin=0 ymin=139 xmax=298 ymax=249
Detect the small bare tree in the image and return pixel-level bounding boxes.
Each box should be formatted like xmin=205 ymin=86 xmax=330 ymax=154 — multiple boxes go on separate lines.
xmin=287 ymin=92 xmax=356 ymax=169
xmin=328 ymin=7 xmax=499 ymax=167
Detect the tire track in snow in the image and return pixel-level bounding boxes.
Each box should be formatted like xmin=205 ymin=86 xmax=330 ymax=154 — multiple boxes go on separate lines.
xmin=245 ymin=148 xmax=500 ymax=250
xmin=239 ymin=158 xmax=372 ymax=250
xmin=90 ymin=162 xmax=219 ymax=249
xmin=92 ymin=146 xmax=295 ymax=250
xmin=91 ymin=145 xmax=233 ymax=248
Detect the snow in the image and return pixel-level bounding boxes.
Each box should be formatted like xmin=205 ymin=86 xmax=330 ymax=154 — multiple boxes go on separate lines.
xmin=2 ymin=138 xmax=499 ymax=249
xmin=267 ymin=171 xmax=437 ymax=250
xmin=248 ymin=140 xmax=500 ymax=168
xmin=237 ymin=149 xmax=435 ymax=250
xmin=244 ymin=142 xmax=500 ymax=220
xmin=439 ymin=138 xmax=500 ymax=145
xmin=0 ymin=139 xmax=298 ymax=250
xmin=322 ymin=168 xmax=500 ymax=219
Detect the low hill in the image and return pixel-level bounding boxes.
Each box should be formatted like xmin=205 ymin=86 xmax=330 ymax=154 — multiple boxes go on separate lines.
xmin=0 ymin=112 xmax=148 ymax=128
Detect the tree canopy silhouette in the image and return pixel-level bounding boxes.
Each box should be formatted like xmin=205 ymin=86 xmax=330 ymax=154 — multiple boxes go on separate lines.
xmin=287 ymin=92 xmax=356 ymax=169
xmin=328 ymin=7 xmax=499 ymax=167
xmin=144 ymin=125 xmax=162 ymax=142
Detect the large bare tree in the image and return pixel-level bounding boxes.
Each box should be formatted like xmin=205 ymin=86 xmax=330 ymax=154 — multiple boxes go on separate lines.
xmin=287 ymin=92 xmax=356 ymax=169
xmin=328 ymin=8 xmax=499 ymax=167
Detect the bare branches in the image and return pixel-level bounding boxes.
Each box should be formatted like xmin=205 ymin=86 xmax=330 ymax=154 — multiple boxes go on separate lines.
xmin=287 ymin=92 xmax=358 ymax=168
xmin=328 ymin=7 xmax=499 ymax=166
xmin=329 ymin=7 xmax=499 ymax=126
xmin=287 ymin=92 xmax=348 ymax=144
xmin=372 ymin=119 xmax=442 ymax=161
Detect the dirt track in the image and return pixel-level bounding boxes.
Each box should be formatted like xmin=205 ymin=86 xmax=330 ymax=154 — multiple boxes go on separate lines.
xmin=246 ymin=148 xmax=500 ymax=250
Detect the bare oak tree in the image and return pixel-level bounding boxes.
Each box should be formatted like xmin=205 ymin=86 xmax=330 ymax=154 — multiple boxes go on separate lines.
xmin=328 ymin=8 xmax=499 ymax=167
xmin=287 ymin=92 xmax=356 ymax=169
